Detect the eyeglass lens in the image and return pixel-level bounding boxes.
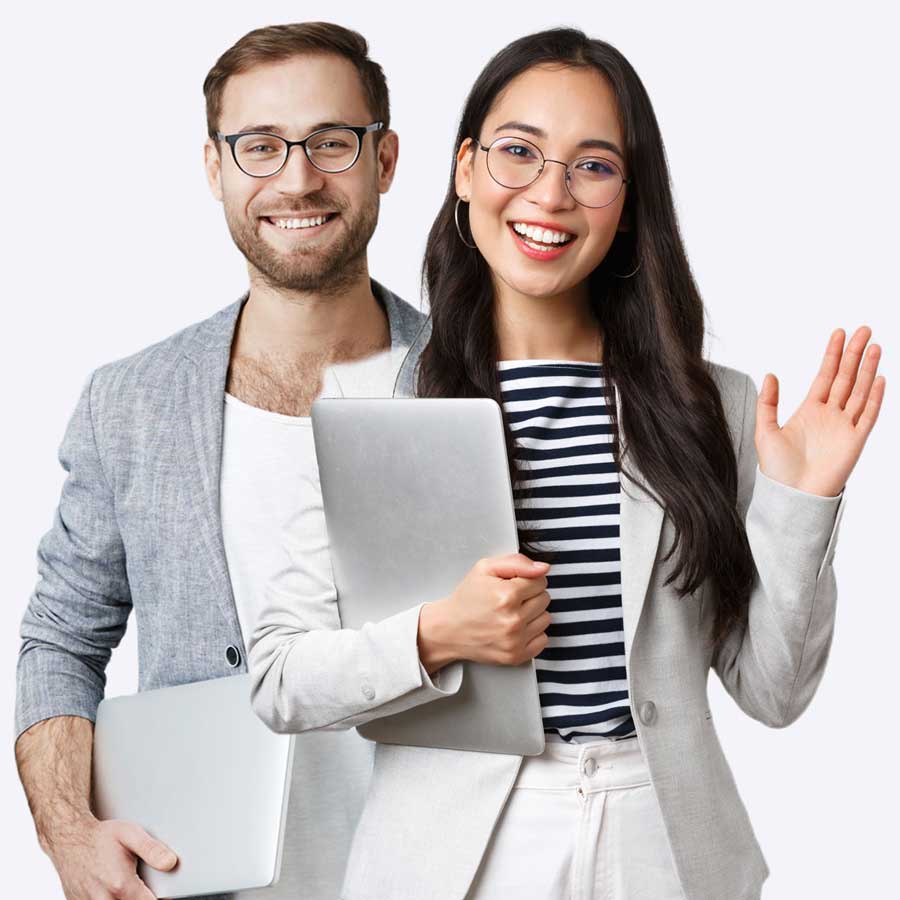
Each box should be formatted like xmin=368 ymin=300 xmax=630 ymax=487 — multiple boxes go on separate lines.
xmin=485 ymin=136 xmax=625 ymax=208
xmin=233 ymin=128 xmax=361 ymax=176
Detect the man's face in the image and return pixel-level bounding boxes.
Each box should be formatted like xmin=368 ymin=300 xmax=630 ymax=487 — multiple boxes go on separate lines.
xmin=204 ymin=53 xmax=398 ymax=295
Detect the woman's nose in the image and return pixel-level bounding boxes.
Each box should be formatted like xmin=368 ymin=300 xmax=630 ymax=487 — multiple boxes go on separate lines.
xmin=523 ymin=159 xmax=575 ymax=210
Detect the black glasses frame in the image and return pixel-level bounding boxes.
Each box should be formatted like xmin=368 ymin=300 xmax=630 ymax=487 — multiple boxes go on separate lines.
xmin=215 ymin=121 xmax=384 ymax=177
xmin=473 ymin=136 xmax=631 ymax=209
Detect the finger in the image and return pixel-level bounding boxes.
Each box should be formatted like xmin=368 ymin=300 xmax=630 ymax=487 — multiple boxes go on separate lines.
xmin=114 ymin=821 xmax=178 ymax=871
xmin=510 ymin=574 xmax=550 ymax=603
xmin=520 ymin=591 xmax=552 ymax=622
xmin=119 ymin=873 xmax=159 ymax=900
xmin=523 ymin=629 xmax=549 ymax=660
xmin=481 ymin=553 xmax=549 ymax=580
xmin=828 ymin=325 xmax=873 ymax=408
xmin=854 ymin=374 xmax=886 ymax=438
xmin=844 ymin=342 xmax=881 ymax=424
xmin=523 ymin=609 xmax=552 ymax=644
xmin=805 ymin=328 xmax=845 ymax=404
xmin=756 ymin=373 xmax=780 ymax=435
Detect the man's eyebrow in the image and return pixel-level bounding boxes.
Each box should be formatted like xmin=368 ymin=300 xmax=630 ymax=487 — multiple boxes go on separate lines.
xmin=234 ymin=121 xmax=352 ymax=135
xmin=492 ymin=120 xmax=624 ymax=159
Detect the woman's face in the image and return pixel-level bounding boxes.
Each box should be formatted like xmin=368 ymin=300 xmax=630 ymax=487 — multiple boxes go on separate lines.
xmin=455 ymin=64 xmax=629 ymax=301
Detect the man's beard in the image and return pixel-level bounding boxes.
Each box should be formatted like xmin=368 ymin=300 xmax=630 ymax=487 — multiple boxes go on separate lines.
xmin=224 ymin=189 xmax=379 ymax=297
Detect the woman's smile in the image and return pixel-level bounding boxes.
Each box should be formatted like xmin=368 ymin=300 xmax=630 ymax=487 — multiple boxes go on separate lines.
xmin=507 ymin=219 xmax=577 ymax=261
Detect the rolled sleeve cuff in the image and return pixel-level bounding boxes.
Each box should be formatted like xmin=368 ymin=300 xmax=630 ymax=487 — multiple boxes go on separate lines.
xmin=362 ymin=603 xmax=464 ymax=707
xmin=14 ymin=649 xmax=103 ymax=743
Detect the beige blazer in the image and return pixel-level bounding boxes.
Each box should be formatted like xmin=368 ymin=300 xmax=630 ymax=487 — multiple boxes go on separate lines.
xmin=248 ymin=318 xmax=846 ymax=900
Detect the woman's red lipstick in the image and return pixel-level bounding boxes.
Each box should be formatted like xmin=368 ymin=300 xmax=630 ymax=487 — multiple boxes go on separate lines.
xmin=508 ymin=222 xmax=577 ymax=261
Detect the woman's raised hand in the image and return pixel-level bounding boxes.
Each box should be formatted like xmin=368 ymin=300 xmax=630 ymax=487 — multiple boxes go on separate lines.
xmin=755 ymin=326 xmax=885 ymax=497
xmin=417 ymin=553 xmax=552 ymax=672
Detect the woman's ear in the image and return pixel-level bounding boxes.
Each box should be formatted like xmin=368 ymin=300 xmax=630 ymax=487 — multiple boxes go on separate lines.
xmin=454 ymin=138 xmax=474 ymax=200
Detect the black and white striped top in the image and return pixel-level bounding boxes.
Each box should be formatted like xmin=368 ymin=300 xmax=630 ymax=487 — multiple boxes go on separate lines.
xmin=497 ymin=359 xmax=636 ymax=742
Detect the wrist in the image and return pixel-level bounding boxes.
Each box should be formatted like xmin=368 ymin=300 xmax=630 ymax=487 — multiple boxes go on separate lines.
xmin=794 ymin=481 xmax=844 ymax=498
xmin=38 ymin=809 xmax=96 ymax=857
xmin=758 ymin=465 xmax=843 ymax=499
xmin=417 ymin=599 xmax=459 ymax=674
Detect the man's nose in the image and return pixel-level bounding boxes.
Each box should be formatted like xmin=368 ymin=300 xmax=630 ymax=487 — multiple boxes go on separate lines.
xmin=271 ymin=144 xmax=327 ymax=194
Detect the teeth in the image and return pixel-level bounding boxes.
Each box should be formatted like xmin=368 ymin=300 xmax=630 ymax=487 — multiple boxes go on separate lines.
xmin=511 ymin=222 xmax=573 ymax=245
xmin=522 ymin=238 xmax=559 ymax=252
xmin=270 ymin=215 xmax=330 ymax=229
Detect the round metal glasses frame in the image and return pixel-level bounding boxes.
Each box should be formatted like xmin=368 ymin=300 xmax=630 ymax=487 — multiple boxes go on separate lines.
xmin=472 ymin=136 xmax=631 ymax=209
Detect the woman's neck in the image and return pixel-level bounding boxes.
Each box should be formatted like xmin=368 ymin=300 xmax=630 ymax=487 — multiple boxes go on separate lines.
xmin=494 ymin=281 xmax=603 ymax=362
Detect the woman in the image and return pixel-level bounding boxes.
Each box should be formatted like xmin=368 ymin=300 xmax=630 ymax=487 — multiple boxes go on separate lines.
xmin=249 ymin=28 xmax=884 ymax=900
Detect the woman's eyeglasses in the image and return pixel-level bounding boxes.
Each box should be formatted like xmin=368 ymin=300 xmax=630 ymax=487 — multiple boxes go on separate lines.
xmin=473 ymin=135 xmax=630 ymax=209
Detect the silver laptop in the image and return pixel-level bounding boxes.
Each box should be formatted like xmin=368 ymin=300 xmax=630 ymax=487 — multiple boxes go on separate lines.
xmin=311 ymin=397 xmax=545 ymax=756
xmin=92 ymin=673 xmax=294 ymax=898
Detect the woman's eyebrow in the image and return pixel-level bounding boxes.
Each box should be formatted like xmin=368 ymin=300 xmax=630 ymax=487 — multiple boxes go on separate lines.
xmin=492 ymin=120 xmax=624 ymax=159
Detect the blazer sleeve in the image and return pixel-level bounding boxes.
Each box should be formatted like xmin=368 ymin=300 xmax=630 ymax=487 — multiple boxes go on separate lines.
xmin=247 ymin=468 xmax=464 ymax=735
xmin=710 ymin=372 xmax=847 ymax=728
xmin=15 ymin=371 xmax=132 ymax=742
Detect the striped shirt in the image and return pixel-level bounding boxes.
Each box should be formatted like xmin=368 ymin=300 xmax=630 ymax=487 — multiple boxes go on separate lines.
xmin=497 ymin=359 xmax=636 ymax=742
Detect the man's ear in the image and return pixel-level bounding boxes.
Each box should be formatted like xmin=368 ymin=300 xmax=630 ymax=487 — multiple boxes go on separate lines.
xmin=376 ymin=129 xmax=399 ymax=193
xmin=454 ymin=138 xmax=474 ymax=200
xmin=203 ymin=138 xmax=223 ymax=202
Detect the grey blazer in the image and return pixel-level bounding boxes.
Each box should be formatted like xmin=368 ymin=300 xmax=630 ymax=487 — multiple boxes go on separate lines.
xmin=14 ymin=280 xmax=427 ymax=900
xmin=248 ymin=316 xmax=847 ymax=900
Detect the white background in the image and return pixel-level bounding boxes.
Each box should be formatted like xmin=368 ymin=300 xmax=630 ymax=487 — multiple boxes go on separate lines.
xmin=2 ymin=2 xmax=897 ymax=896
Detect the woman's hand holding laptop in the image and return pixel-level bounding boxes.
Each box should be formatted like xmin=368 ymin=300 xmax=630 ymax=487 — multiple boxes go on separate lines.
xmin=416 ymin=554 xmax=551 ymax=674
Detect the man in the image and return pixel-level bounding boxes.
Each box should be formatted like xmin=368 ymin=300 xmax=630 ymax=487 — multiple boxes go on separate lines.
xmin=14 ymin=22 xmax=426 ymax=900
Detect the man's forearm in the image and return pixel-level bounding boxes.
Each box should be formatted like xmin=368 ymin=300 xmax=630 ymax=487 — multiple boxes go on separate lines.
xmin=15 ymin=715 xmax=96 ymax=855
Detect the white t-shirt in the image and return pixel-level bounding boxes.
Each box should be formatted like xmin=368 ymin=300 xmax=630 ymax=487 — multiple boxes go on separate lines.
xmin=219 ymin=353 xmax=395 ymax=898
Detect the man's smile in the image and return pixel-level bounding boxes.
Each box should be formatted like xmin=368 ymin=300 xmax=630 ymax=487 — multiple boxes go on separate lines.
xmin=260 ymin=212 xmax=340 ymax=236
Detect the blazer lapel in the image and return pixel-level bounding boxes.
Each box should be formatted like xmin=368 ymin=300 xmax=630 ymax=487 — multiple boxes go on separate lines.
xmin=177 ymin=294 xmax=249 ymax=646
xmin=614 ymin=381 xmax=666 ymax=666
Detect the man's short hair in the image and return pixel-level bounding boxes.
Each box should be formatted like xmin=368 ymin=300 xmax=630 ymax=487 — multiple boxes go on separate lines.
xmin=203 ymin=22 xmax=390 ymax=140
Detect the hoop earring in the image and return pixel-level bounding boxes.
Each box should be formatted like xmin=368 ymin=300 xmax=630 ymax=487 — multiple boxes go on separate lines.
xmin=454 ymin=197 xmax=477 ymax=249
xmin=611 ymin=257 xmax=642 ymax=278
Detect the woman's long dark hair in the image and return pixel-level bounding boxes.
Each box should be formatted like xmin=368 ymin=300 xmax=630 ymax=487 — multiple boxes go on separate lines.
xmin=417 ymin=27 xmax=755 ymax=655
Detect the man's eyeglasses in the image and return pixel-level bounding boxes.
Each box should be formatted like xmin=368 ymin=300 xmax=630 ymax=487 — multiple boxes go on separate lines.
xmin=216 ymin=122 xmax=383 ymax=178
xmin=472 ymin=135 xmax=630 ymax=209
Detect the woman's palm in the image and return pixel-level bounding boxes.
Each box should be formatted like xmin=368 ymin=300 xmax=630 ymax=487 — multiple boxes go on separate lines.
xmin=755 ymin=326 xmax=885 ymax=497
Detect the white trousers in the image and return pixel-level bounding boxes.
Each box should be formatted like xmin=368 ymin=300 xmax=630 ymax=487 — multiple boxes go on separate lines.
xmin=465 ymin=735 xmax=685 ymax=900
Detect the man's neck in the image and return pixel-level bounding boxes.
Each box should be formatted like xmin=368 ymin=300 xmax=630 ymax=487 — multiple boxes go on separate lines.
xmin=224 ymin=268 xmax=391 ymax=417
xmin=231 ymin=270 xmax=390 ymax=363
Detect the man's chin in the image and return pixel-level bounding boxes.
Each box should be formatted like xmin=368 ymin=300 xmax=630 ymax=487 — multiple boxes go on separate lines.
xmin=254 ymin=263 xmax=336 ymax=293
xmin=257 ymin=227 xmax=333 ymax=256
xmin=228 ymin=210 xmax=372 ymax=294
xmin=252 ymin=248 xmax=364 ymax=292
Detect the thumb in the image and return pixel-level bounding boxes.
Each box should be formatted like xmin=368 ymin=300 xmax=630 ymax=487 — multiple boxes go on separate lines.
xmin=756 ymin=373 xmax=780 ymax=435
xmin=482 ymin=553 xmax=550 ymax=580
xmin=115 ymin=821 xmax=178 ymax=871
